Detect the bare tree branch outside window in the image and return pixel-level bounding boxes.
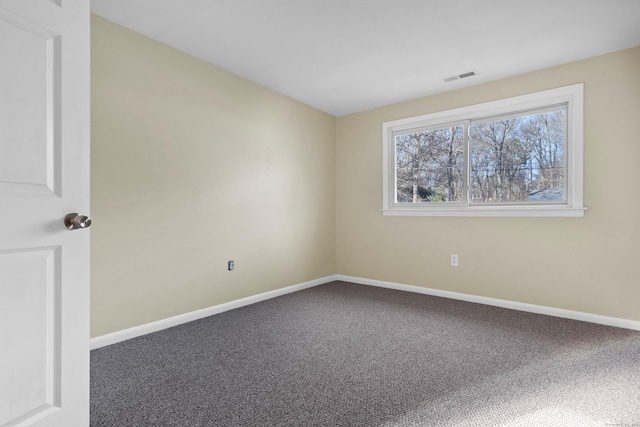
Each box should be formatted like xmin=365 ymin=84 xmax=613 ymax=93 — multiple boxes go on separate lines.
xmin=394 ymin=110 xmax=565 ymax=204
xmin=395 ymin=126 xmax=464 ymax=203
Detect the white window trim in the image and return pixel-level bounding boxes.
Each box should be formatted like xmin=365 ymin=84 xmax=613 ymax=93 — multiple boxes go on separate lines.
xmin=382 ymin=84 xmax=586 ymax=217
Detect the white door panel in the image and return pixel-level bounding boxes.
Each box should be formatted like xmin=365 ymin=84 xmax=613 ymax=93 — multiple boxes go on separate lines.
xmin=0 ymin=247 xmax=60 ymax=426
xmin=0 ymin=0 xmax=89 ymax=426
xmin=0 ymin=13 xmax=56 ymax=195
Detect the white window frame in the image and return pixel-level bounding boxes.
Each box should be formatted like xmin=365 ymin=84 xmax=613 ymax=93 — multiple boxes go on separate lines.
xmin=382 ymin=84 xmax=585 ymax=217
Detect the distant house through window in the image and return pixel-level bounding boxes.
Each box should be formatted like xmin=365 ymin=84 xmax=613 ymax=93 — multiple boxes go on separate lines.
xmin=382 ymin=84 xmax=585 ymax=217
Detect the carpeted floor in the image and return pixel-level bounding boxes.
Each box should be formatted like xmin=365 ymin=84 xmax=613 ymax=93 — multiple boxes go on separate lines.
xmin=91 ymin=281 xmax=640 ymax=426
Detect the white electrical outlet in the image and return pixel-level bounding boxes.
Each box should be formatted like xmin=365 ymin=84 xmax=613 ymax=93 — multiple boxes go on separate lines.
xmin=450 ymin=254 xmax=459 ymax=267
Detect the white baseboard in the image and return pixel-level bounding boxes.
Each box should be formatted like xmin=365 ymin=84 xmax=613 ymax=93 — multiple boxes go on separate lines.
xmin=90 ymin=275 xmax=338 ymax=350
xmin=336 ymin=274 xmax=640 ymax=331
xmin=91 ymin=273 xmax=640 ymax=350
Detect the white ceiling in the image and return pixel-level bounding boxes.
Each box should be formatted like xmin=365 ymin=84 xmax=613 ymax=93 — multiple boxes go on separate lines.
xmin=90 ymin=0 xmax=640 ymax=116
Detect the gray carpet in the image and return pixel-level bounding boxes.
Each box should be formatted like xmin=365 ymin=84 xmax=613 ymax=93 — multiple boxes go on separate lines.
xmin=91 ymin=281 xmax=640 ymax=426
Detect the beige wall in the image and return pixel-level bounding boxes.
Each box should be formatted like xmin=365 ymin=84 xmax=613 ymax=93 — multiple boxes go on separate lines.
xmin=92 ymin=13 xmax=640 ymax=337
xmin=91 ymin=16 xmax=336 ymax=337
xmin=336 ymin=46 xmax=640 ymax=321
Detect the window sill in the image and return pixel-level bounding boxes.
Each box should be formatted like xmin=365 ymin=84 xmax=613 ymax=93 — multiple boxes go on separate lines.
xmin=381 ymin=206 xmax=587 ymax=218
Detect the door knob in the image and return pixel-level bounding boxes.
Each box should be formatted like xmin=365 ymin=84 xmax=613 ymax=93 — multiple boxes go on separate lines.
xmin=64 ymin=213 xmax=92 ymax=230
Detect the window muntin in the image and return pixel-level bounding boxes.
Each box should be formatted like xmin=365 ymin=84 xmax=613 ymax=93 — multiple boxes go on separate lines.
xmin=382 ymin=84 xmax=584 ymax=217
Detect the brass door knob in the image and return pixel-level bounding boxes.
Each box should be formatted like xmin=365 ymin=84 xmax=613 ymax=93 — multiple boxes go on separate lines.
xmin=64 ymin=213 xmax=92 ymax=230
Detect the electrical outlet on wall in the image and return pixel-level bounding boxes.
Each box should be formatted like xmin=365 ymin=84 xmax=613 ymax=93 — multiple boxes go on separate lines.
xmin=450 ymin=254 xmax=459 ymax=267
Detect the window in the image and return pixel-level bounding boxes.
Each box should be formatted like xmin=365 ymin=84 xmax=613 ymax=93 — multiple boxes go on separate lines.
xmin=382 ymin=84 xmax=585 ymax=217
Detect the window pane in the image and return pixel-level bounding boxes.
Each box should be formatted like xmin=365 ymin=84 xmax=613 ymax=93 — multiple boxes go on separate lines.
xmin=395 ymin=126 xmax=464 ymax=203
xmin=469 ymin=110 xmax=566 ymax=203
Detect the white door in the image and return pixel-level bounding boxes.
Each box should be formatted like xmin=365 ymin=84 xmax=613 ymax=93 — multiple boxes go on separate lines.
xmin=0 ymin=0 xmax=90 ymax=426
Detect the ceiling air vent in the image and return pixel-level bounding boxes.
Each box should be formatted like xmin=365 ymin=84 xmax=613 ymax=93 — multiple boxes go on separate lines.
xmin=443 ymin=71 xmax=476 ymax=83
